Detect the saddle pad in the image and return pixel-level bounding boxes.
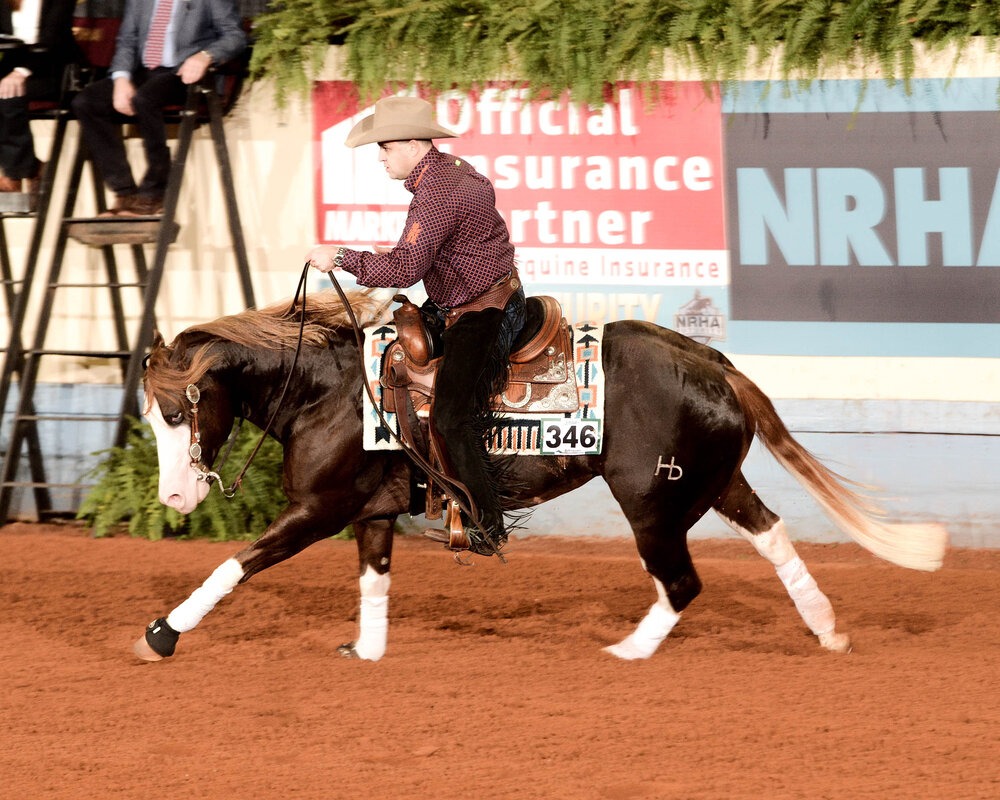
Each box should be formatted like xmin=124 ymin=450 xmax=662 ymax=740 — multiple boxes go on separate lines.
xmin=362 ymin=321 xmax=605 ymax=455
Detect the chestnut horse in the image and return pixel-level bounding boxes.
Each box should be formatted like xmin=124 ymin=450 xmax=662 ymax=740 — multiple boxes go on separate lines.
xmin=134 ymin=290 xmax=946 ymax=662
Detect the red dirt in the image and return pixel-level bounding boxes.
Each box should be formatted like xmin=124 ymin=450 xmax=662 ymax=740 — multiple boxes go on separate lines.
xmin=2 ymin=522 xmax=998 ymax=800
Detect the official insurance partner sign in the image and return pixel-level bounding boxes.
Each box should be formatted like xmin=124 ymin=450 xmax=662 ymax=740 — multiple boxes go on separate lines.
xmin=313 ymin=82 xmax=728 ymax=290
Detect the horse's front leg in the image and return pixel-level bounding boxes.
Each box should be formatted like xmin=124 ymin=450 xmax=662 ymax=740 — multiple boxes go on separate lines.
xmin=336 ymin=517 xmax=395 ymax=662
xmin=132 ymin=502 xmax=343 ymax=662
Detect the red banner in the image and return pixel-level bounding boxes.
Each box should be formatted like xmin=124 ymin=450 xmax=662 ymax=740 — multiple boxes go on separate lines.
xmin=313 ymin=82 xmax=727 ymax=287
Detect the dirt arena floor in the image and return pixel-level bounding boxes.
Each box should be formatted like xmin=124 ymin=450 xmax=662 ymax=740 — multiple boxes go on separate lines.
xmin=1 ymin=521 xmax=997 ymax=800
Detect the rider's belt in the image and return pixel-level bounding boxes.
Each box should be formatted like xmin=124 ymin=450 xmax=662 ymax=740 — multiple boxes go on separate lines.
xmin=444 ymin=267 xmax=521 ymax=328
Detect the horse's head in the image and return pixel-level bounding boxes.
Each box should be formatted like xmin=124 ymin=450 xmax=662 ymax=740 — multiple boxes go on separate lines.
xmin=143 ymin=331 xmax=237 ymax=513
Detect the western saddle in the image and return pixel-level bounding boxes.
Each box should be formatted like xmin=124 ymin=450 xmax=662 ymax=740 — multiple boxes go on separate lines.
xmin=378 ymin=293 xmax=580 ymax=551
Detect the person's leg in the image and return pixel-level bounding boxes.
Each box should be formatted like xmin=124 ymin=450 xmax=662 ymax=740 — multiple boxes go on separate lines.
xmin=129 ymin=68 xmax=186 ymax=199
xmin=70 ymin=77 xmax=138 ymax=197
xmin=431 ymin=291 xmax=526 ymax=552
xmin=0 ymin=96 xmax=37 ymax=182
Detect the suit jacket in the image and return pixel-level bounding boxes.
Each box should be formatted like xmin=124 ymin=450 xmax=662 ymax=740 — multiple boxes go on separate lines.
xmin=110 ymin=0 xmax=246 ymax=75
xmin=3 ymin=0 xmax=80 ymax=75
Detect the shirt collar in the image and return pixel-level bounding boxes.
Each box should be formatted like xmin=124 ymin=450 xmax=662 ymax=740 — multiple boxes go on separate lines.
xmin=404 ymin=146 xmax=441 ymax=193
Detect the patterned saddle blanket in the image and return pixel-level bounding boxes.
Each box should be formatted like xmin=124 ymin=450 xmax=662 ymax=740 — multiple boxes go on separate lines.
xmin=362 ymin=296 xmax=605 ymax=456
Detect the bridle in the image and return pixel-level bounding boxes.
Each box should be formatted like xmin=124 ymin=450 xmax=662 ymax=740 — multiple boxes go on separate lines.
xmin=183 ymin=382 xmax=241 ymax=497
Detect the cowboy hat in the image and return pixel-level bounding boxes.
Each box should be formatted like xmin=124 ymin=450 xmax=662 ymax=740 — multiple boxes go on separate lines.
xmin=344 ymin=96 xmax=459 ymax=148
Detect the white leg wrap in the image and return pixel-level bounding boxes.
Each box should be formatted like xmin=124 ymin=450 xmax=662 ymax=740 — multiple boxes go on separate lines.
xmin=353 ymin=567 xmax=390 ymax=661
xmin=166 ymin=558 xmax=244 ymax=633
xmin=775 ymin=556 xmax=836 ymax=636
xmin=603 ymin=601 xmax=680 ymax=661
xmin=745 ymin=521 xmax=798 ymax=565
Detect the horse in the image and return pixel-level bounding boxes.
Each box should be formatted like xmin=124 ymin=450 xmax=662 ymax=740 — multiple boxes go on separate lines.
xmin=134 ymin=289 xmax=947 ymax=662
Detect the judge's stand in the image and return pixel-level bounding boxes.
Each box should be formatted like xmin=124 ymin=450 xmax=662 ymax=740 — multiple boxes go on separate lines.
xmin=0 ymin=14 xmax=255 ymax=522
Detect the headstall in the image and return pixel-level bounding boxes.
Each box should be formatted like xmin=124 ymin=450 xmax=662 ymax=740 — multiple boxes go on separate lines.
xmin=183 ymin=383 xmax=238 ymax=497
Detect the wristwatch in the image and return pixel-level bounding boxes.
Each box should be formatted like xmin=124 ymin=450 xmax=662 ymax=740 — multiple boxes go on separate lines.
xmin=333 ymin=247 xmax=346 ymax=269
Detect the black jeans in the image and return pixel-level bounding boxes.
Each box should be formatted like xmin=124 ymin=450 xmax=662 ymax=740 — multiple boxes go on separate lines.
xmin=0 ymin=64 xmax=61 ymax=179
xmin=70 ymin=67 xmax=187 ymax=197
xmin=430 ymin=289 xmax=526 ymax=539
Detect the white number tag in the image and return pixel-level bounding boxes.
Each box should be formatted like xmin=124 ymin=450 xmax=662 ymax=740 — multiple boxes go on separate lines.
xmin=540 ymin=418 xmax=602 ymax=455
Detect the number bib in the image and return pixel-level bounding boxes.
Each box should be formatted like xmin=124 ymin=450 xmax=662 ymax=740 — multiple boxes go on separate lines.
xmin=540 ymin=418 xmax=602 ymax=455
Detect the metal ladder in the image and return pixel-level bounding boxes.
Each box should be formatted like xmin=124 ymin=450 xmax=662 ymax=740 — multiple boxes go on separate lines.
xmin=0 ymin=81 xmax=256 ymax=522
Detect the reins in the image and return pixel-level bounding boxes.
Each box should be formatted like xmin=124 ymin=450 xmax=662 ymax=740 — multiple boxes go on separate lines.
xmin=323 ymin=272 xmax=487 ymax=542
xmin=186 ymin=262 xmax=312 ymax=497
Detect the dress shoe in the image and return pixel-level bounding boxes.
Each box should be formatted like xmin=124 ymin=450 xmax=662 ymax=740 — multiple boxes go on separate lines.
xmin=115 ymin=194 xmax=165 ymax=217
xmin=0 ymin=174 xmax=22 ymax=193
xmin=99 ymin=193 xmax=164 ymax=218
xmin=98 ymin=194 xmax=133 ymax=217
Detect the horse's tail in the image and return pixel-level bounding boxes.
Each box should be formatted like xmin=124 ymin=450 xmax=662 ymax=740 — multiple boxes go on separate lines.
xmin=724 ymin=366 xmax=947 ymax=572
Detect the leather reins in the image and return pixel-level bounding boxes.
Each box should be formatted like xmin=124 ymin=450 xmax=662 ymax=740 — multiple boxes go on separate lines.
xmin=323 ymin=272 xmax=489 ymax=544
xmin=184 ymin=262 xmax=311 ymax=497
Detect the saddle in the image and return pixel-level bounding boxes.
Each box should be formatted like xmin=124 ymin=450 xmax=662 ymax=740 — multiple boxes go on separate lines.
xmin=381 ymin=293 xmax=579 ymax=420
xmin=378 ymin=292 xmax=580 ymax=545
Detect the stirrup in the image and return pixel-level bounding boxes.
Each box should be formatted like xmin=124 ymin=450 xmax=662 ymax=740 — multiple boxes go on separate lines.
xmin=422 ymin=500 xmax=472 ymax=551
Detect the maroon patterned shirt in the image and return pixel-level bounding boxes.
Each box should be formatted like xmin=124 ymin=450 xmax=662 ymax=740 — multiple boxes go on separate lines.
xmin=339 ymin=147 xmax=516 ymax=307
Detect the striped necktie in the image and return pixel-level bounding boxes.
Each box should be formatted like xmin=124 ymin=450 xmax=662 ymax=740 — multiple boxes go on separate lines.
xmin=143 ymin=0 xmax=176 ymax=69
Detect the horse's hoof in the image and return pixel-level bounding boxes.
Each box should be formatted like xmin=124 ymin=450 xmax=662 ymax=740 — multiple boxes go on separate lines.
xmin=132 ymin=635 xmax=165 ymax=662
xmin=337 ymin=642 xmax=360 ymax=659
xmin=819 ymin=631 xmax=852 ymax=654
xmin=602 ymin=639 xmax=653 ymax=660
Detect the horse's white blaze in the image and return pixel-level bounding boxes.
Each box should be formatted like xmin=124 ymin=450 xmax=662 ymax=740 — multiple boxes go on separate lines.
xmin=604 ymin=577 xmax=680 ymax=660
xmin=354 ymin=566 xmax=390 ymax=661
xmin=726 ymin=517 xmax=850 ymax=652
xmin=145 ymin=397 xmax=210 ymax=513
xmin=166 ymin=558 xmax=244 ymax=633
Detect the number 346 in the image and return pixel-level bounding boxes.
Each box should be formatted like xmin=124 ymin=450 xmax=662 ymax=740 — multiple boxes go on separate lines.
xmin=541 ymin=419 xmax=601 ymax=455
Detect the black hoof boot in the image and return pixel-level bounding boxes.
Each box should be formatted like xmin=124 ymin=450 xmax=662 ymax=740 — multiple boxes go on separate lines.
xmin=144 ymin=617 xmax=180 ymax=658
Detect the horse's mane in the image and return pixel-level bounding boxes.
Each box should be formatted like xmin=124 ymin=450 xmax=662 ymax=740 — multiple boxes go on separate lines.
xmin=143 ymin=288 xmax=392 ymax=408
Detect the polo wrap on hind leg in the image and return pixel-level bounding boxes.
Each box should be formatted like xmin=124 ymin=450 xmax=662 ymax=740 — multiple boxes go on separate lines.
xmin=604 ymin=601 xmax=681 ymax=660
xmin=353 ymin=567 xmax=390 ymax=661
xmin=775 ymin=556 xmax=836 ymax=636
xmin=165 ymin=558 xmax=244 ymax=634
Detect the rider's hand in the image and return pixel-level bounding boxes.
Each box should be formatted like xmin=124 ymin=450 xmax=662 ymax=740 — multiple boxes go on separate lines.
xmin=306 ymin=244 xmax=341 ymax=272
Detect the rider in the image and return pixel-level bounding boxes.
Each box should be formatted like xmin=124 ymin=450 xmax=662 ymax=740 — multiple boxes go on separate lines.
xmin=307 ymin=95 xmax=526 ymax=556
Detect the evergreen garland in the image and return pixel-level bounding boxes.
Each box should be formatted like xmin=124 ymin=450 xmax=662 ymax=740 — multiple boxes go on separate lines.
xmin=249 ymin=0 xmax=1000 ymax=106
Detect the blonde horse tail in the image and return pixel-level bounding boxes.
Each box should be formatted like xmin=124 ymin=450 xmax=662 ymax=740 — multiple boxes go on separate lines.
xmin=724 ymin=366 xmax=948 ymax=572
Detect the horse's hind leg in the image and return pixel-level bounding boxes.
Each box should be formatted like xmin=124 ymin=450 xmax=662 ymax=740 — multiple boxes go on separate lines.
xmin=715 ymin=472 xmax=852 ymax=653
xmin=603 ymin=528 xmax=699 ymax=661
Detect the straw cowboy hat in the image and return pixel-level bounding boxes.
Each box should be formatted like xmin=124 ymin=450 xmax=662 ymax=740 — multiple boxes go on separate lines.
xmin=345 ymin=96 xmax=459 ymax=148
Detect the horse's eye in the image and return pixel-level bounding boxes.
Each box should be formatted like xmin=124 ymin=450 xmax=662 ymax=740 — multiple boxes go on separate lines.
xmin=166 ymin=411 xmax=184 ymax=425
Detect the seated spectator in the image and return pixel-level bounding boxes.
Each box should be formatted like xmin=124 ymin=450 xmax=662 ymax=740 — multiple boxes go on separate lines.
xmin=71 ymin=0 xmax=246 ymax=217
xmin=0 ymin=0 xmax=79 ymax=200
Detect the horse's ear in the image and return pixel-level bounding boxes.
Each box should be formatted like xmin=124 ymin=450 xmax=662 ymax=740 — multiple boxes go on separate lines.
xmin=151 ymin=329 xmax=165 ymax=349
